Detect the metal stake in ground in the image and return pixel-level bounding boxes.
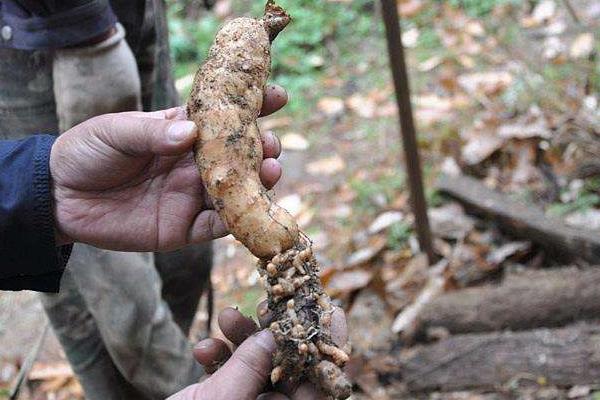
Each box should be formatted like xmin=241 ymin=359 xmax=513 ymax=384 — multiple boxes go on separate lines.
xmin=380 ymin=0 xmax=435 ymax=264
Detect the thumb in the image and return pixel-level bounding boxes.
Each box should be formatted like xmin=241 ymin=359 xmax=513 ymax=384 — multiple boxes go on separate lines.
xmin=209 ymin=330 xmax=276 ymax=398
xmin=94 ymin=114 xmax=198 ymax=156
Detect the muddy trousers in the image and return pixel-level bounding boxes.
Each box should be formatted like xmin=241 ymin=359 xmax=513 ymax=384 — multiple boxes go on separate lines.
xmin=0 ymin=46 xmax=209 ymax=400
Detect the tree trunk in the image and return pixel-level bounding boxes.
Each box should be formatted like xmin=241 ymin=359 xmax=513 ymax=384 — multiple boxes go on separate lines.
xmin=416 ymin=267 xmax=600 ymax=336
xmin=396 ymin=323 xmax=600 ymax=392
xmin=436 ymin=174 xmax=600 ymax=263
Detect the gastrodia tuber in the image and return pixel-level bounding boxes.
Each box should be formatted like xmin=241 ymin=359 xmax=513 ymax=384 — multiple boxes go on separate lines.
xmin=187 ymin=2 xmax=352 ymax=399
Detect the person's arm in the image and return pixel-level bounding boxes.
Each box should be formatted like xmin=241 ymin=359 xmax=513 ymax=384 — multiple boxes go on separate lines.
xmin=0 ymin=135 xmax=72 ymax=292
xmin=0 ymin=88 xmax=286 ymax=292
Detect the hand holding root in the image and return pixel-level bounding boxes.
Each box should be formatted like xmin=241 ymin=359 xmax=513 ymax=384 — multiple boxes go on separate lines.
xmin=187 ymin=2 xmax=351 ymax=398
xmin=190 ymin=306 xmax=348 ymax=399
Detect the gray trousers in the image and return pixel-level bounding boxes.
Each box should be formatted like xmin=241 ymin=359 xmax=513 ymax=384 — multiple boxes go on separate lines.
xmin=0 ymin=2 xmax=211 ymax=398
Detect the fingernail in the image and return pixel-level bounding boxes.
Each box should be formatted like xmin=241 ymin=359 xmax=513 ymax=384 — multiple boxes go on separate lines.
xmin=254 ymin=330 xmax=276 ymax=353
xmin=195 ymin=341 xmax=210 ymax=350
xmin=168 ymin=120 xmax=196 ymax=143
xmin=265 ymin=131 xmax=275 ymax=148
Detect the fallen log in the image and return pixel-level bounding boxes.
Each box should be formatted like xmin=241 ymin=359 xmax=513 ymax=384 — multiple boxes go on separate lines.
xmin=415 ymin=267 xmax=600 ymax=336
xmin=396 ymin=323 xmax=600 ymax=392
xmin=436 ymin=174 xmax=600 ymax=263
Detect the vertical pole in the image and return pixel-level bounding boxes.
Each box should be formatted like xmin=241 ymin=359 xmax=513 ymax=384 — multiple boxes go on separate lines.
xmin=380 ymin=0 xmax=435 ymax=264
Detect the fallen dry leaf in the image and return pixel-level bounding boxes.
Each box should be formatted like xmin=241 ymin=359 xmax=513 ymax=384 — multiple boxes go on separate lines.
xmin=568 ymin=385 xmax=591 ymax=399
xmin=570 ymin=33 xmax=594 ymax=59
xmin=510 ymin=141 xmax=541 ymax=186
xmin=458 ymin=71 xmax=513 ymax=96
xmin=280 ymin=132 xmax=309 ymax=151
xmin=440 ymin=157 xmax=461 ymax=176
xmin=413 ymin=94 xmax=460 ymax=126
xmin=397 ymin=0 xmax=423 ymax=18
xmin=465 ymin=20 xmax=485 ymax=37
xmin=487 ymin=241 xmax=530 ymax=266
xmin=392 ymin=259 xmax=449 ymax=335
xmin=40 ymin=376 xmax=70 ymax=393
xmin=317 ymin=97 xmax=345 ymax=116
xmin=29 ymin=362 xmax=73 ymax=381
xmin=347 ymin=290 xmax=394 ymax=352
xmin=277 ymin=194 xmax=303 ymax=216
xmin=306 ymin=154 xmax=345 ymax=176
xmin=565 ymin=209 xmax=600 ymax=231
xmin=521 ymin=0 xmax=556 ymax=27
xmin=461 ymin=130 xmax=504 ymax=165
xmin=345 ymin=236 xmax=387 ymax=268
xmin=402 ymin=27 xmax=419 ymax=48
xmin=543 ymin=36 xmax=565 ymax=60
xmin=497 ymin=121 xmax=551 ymax=140
xmin=429 ymin=203 xmax=476 ymax=240
xmin=326 ymin=269 xmax=373 ymax=295
xmin=368 ymin=211 xmax=404 ymax=234
xmin=346 ymin=94 xmax=377 ymax=119
xmin=532 ymin=0 xmax=556 ymax=22
xmin=418 ymin=55 xmax=443 ymax=72
xmin=457 ymin=54 xmax=476 ymax=69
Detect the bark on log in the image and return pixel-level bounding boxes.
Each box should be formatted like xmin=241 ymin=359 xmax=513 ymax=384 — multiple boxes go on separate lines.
xmin=397 ymin=323 xmax=600 ymax=392
xmin=416 ymin=267 xmax=600 ymax=336
xmin=436 ymin=174 xmax=600 ymax=263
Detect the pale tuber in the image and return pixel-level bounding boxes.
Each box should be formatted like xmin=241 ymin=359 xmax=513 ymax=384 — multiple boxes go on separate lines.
xmin=187 ymin=2 xmax=351 ymax=399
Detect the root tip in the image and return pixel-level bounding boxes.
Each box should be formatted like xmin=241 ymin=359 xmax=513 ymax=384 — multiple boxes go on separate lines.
xmin=263 ymin=0 xmax=291 ymax=41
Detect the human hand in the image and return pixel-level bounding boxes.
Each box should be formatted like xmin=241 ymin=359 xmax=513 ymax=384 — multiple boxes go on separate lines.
xmin=50 ymin=85 xmax=287 ymax=251
xmin=168 ymin=305 xmax=348 ymax=400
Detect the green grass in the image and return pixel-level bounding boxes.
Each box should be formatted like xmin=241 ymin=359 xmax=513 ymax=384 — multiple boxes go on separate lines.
xmin=168 ymin=0 xmax=381 ymax=114
xmin=548 ymin=193 xmax=600 ymax=216
xmin=350 ymin=171 xmax=405 ymax=213
xmin=387 ymin=220 xmax=413 ymax=249
xmin=445 ymin=0 xmax=519 ymax=17
xmin=224 ymin=285 xmax=264 ymax=320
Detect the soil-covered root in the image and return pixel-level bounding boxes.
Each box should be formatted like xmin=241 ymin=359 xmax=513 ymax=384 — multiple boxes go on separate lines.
xmin=187 ymin=2 xmax=352 ymax=398
xmin=258 ymin=237 xmax=352 ymax=399
xmin=188 ymin=0 xmax=298 ymax=260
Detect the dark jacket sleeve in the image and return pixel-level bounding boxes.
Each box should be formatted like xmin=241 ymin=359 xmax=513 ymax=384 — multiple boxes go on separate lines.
xmin=0 ymin=0 xmax=117 ymax=49
xmin=0 ymin=135 xmax=71 ymax=292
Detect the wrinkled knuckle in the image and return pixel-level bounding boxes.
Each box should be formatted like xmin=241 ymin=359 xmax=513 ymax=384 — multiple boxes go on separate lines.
xmin=94 ymin=113 xmax=118 ymax=130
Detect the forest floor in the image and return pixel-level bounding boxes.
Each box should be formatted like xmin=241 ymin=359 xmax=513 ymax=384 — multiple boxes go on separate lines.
xmin=1 ymin=0 xmax=598 ymax=399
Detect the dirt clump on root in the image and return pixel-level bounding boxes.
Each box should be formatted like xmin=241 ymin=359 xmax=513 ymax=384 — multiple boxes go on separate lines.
xmin=259 ymin=237 xmax=352 ymax=399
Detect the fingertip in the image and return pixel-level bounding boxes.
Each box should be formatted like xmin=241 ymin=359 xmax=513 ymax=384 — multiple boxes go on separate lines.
xmin=260 ymin=158 xmax=282 ymax=190
xmin=330 ymin=307 xmax=348 ymax=347
xmin=165 ymin=106 xmax=188 ymax=120
xmin=257 ymin=300 xmax=273 ymax=328
xmin=260 ymin=84 xmax=288 ymax=117
xmin=167 ymin=120 xmax=197 ymax=146
xmin=292 ymin=382 xmax=328 ymax=400
xmin=193 ymin=338 xmax=232 ymax=373
xmin=189 ymin=210 xmax=229 ymax=243
xmin=261 ymin=131 xmax=282 ymax=159
xmin=218 ymin=307 xmax=259 ymax=346
xmin=208 ymin=329 xmax=276 ymax=398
